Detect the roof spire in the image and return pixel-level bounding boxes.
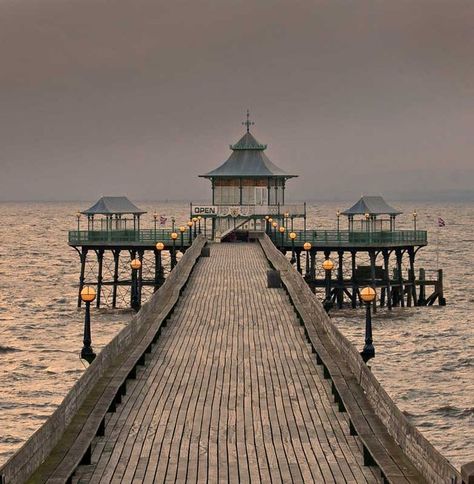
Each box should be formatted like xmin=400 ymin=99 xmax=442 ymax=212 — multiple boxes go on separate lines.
xmin=242 ymin=109 xmax=255 ymax=133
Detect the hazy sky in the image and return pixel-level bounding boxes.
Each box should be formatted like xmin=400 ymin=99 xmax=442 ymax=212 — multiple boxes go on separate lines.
xmin=0 ymin=0 xmax=473 ymax=202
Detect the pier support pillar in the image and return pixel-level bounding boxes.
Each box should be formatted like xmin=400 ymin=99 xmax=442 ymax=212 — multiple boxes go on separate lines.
xmin=96 ymin=249 xmax=104 ymax=308
xmin=351 ymin=250 xmax=357 ymax=308
xmin=408 ymin=248 xmax=417 ymax=306
xmin=337 ymin=250 xmax=344 ymax=309
xmin=154 ymin=249 xmax=163 ymax=292
xmin=138 ymin=250 xmax=144 ymax=307
xmin=418 ymin=268 xmax=426 ymax=305
xmin=395 ymin=249 xmax=405 ymax=307
xmin=437 ymin=269 xmax=446 ymax=306
xmin=383 ymin=250 xmax=392 ymax=310
xmin=130 ymin=250 xmax=136 ymax=309
xmin=296 ymin=249 xmax=302 ymax=274
xmin=369 ymin=250 xmax=377 ymax=313
xmin=112 ymin=249 xmax=120 ymax=308
xmin=310 ymin=250 xmax=316 ymax=293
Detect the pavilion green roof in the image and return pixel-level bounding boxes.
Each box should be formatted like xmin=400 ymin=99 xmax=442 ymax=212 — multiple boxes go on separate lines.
xmin=201 ymin=132 xmax=297 ymax=179
xmin=81 ymin=196 xmax=146 ymax=216
xmin=342 ymin=196 xmax=402 ymax=216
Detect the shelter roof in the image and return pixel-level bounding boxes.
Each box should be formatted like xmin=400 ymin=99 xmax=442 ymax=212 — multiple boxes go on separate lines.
xmin=341 ymin=196 xmax=402 ymax=216
xmin=200 ymin=131 xmax=297 ymax=179
xmin=81 ymin=196 xmax=146 ymax=216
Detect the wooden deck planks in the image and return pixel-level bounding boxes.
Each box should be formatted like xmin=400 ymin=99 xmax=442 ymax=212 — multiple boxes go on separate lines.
xmin=73 ymin=243 xmax=380 ymax=483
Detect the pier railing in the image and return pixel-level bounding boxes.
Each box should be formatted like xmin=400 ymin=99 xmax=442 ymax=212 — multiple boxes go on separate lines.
xmin=0 ymin=236 xmax=207 ymax=484
xmin=68 ymin=229 xmax=184 ymax=246
xmin=271 ymin=229 xmax=428 ymax=247
xmin=260 ymin=234 xmax=461 ymax=484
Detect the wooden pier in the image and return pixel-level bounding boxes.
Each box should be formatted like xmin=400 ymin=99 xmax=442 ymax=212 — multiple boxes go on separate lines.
xmin=0 ymin=236 xmax=465 ymax=484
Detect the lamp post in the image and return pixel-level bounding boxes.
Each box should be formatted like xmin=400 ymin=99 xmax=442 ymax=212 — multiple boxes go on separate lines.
xmin=187 ymin=220 xmax=193 ymax=244
xmin=192 ymin=217 xmax=198 ymax=238
xmin=179 ymin=226 xmax=186 ymax=251
xmin=322 ymin=259 xmax=334 ymax=311
xmin=80 ymin=286 xmax=97 ymax=363
xmin=284 ymin=212 xmax=290 ymax=230
xmin=360 ymin=286 xmax=376 ymax=363
xmin=197 ymin=216 xmax=202 ymax=234
xmin=272 ymin=221 xmax=278 ymax=239
xmin=278 ymin=226 xmax=285 ymax=250
xmin=171 ymin=232 xmax=178 ymax=269
xmin=413 ymin=210 xmax=417 ymax=232
xmin=130 ymin=258 xmax=142 ymax=312
xmin=304 ymin=242 xmax=312 ymax=276
xmin=289 ymin=231 xmax=297 ymax=264
xmin=265 ymin=215 xmax=270 ymax=234
xmin=336 ymin=210 xmax=341 ymax=234
xmin=365 ymin=213 xmax=370 ymax=233
xmin=171 ymin=217 xmax=176 ymax=232
xmin=76 ymin=212 xmax=81 ymax=234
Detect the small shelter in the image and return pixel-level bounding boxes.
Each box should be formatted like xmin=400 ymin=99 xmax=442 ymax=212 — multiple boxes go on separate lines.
xmin=81 ymin=196 xmax=146 ymax=231
xmin=342 ymin=195 xmax=402 ymax=231
xmin=200 ymin=111 xmax=297 ymax=206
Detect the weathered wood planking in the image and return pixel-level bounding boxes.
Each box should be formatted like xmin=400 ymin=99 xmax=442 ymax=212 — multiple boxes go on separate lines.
xmin=259 ymin=234 xmax=462 ymax=484
xmin=72 ymin=243 xmax=380 ymax=483
xmin=0 ymin=236 xmax=207 ymax=484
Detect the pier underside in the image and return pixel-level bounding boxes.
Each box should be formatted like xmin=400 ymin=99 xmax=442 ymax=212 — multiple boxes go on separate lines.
xmin=73 ymin=244 xmax=380 ymax=483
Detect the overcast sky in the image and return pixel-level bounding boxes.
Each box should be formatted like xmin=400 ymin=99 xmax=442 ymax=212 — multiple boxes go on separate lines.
xmin=0 ymin=0 xmax=473 ymax=201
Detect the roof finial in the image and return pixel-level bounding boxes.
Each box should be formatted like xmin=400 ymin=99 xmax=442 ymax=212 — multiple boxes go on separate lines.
xmin=242 ymin=109 xmax=254 ymax=133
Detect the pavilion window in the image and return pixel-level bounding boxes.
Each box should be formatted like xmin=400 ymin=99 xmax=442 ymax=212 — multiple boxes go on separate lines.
xmin=242 ymin=186 xmax=255 ymax=205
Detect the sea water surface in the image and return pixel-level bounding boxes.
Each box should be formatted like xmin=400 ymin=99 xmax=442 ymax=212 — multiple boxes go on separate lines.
xmin=0 ymin=201 xmax=472 ymax=470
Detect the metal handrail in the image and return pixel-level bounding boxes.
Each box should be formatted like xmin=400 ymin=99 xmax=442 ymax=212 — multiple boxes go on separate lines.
xmin=68 ymin=229 xmax=181 ymax=245
xmin=270 ymin=229 xmax=428 ymax=246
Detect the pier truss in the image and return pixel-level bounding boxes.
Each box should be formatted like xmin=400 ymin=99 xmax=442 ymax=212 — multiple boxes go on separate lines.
xmin=73 ymin=246 xmax=185 ymax=309
xmin=266 ymin=229 xmax=445 ymax=309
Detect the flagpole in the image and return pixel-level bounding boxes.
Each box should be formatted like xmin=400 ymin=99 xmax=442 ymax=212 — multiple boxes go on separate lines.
xmin=436 ymin=222 xmax=439 ymax=271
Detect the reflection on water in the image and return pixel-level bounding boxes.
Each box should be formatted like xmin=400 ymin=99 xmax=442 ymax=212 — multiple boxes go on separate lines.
xmin=0 ymin=201 xmax=472 ymax=470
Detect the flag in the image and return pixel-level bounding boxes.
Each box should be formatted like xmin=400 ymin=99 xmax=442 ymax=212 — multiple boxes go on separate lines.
xmin=437 ymin=217 xmax=446 ymax=227
xmin=160 ymin=215 xmax=167 ymax=225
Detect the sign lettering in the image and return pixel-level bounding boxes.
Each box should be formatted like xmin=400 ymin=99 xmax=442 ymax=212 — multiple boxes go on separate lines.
xmin=192 ymin=206 xmax=217 ymax=216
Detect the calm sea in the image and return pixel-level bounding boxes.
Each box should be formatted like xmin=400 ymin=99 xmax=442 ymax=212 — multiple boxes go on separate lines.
xmin=0 ymin=201 xmax=472 ymax=470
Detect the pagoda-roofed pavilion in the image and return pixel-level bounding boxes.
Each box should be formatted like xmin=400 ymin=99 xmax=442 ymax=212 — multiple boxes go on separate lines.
xmin=196 ymin=111 xmax=303 ymax=240
xmin=81 ymin=196 xmax=146 ymax=231
xmin=342 ymin=195 xmax=402 ymax=231
xmin=200 ymin=111 xmax=297 ymax=207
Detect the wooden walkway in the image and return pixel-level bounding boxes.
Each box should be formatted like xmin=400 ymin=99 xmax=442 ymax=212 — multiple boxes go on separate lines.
xmin=73 ymin=243 xmax=379 ymax=483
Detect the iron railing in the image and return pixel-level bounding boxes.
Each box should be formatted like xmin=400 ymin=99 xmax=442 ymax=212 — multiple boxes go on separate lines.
xmin=270 ymin=229 xmax=428 ymax=247
xmin=68 ymin=229 xmax=189 ymax=246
